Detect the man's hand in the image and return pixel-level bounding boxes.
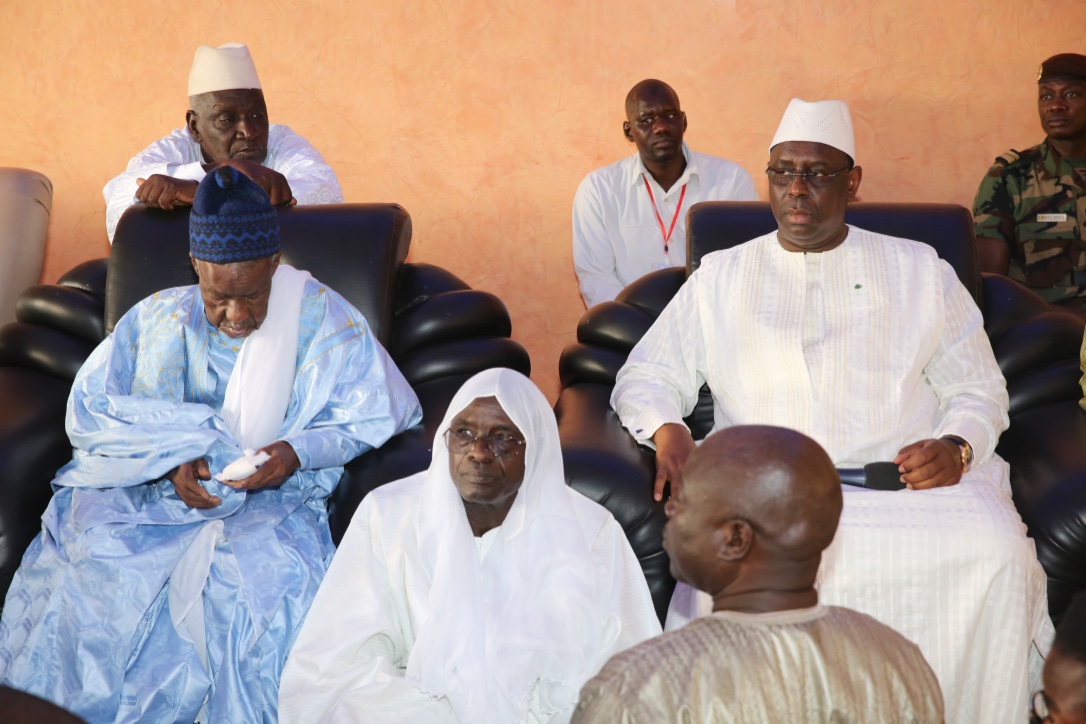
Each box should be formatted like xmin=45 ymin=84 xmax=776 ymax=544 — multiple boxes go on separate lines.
xmin=892 ymin=438 xmax=963 ymax=490
xmin=223 ymin=441 xmax=300 ymax=492
xmin=652 ymin=423 xmax=697 ymax=502
xmin=135 ymin=175 xmax=199 ymax=210
xmin=168 ymin=458 xmax=220 ymax=508
xmin=208 ymin=159 xmax=296 ymax=206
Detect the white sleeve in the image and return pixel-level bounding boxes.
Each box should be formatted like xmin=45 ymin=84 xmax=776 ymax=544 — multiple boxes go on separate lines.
xmin=102 ymin=129 xmax=204 ymax=243
xmin=277 ymin=495 xmax=455 ymax=724
xmin=572 ymin=175 xmax=624 ymax=308
xmin=927 ymin=261 xmax=1009 ymax=463
xmin=267 ymin=126 xmax=344 ymax=205
xmin=611 ymin=271 xmax=709 ymax=444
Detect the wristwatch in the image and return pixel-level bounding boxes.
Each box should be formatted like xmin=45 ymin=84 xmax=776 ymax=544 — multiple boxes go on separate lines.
xmin=941 ymin=435 xmax=974 ymax=473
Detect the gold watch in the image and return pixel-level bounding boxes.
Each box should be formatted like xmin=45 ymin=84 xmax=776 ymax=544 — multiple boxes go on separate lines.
xmin=941 ymin=435 xmax=974 ymax=473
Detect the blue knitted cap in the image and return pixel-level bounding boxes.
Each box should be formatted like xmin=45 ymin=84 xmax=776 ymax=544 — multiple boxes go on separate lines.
xmin=189 ymin=167 xmax=280 ymax=263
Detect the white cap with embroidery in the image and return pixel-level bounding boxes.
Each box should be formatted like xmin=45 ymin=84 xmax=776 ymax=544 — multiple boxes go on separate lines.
xmin=769 ymin=98 xmax=855 ymax=162
xmin=188 ymin=42 xmax=262 ymax=97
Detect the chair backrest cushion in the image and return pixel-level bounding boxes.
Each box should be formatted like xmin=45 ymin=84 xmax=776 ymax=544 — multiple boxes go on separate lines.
xmin=107 ymin=204 xmax=411 ymax=346
xmin=686 ymin=201 xmax=981 ymax=306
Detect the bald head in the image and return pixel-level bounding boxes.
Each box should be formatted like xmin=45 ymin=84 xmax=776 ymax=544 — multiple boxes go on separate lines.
xmin=692 ymin=425 xmax=841 ymax=558
xmin=625 ymin=79 xmax=680 ymax=119
xmin=662 ymin=426 xmax=842 ymax=612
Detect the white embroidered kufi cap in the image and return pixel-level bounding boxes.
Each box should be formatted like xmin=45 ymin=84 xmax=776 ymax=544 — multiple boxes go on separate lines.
xmin=188 ymin=42 xmax=262 ymax=96
xmin=769 ymin=98 xmax=856 ymax=162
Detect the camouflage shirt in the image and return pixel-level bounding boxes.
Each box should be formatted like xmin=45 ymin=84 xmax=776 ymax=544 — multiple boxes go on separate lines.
xmin=972 ymin=139 xmax=1086 ymax=301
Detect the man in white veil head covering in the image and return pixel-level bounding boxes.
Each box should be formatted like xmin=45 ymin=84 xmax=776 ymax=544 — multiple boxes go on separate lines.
xmin=280 ymin=368 xmax=661 ymax=723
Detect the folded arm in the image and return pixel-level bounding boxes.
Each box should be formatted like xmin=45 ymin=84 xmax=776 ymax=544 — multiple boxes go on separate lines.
xmin=103 ymin=129 xmax=207 ymax=241
xmin=264 ymin=125 xmax=344 ymax=205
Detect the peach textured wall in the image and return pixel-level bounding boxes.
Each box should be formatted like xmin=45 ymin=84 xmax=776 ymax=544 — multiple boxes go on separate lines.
xmin=2 ymin=0 xmax=1083 ymax=401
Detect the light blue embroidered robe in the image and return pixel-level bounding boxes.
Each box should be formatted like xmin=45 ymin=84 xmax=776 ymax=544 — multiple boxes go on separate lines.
xmin=0 ymin=278 xmax=422 ymax=723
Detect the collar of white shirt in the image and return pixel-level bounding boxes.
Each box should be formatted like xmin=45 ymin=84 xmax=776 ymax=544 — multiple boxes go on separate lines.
xmin=628 ymin=141 xmax=698 ymax=196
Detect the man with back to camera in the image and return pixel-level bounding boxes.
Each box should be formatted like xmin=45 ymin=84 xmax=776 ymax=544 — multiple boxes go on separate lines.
xmin=572 ymin=425 xmax=944 ymax=722
xmin=103 ymin=42 xmax=343 ymax=242
xmin=611 ymin=97 xmax=1053 ymax=722
xmin=973 ymin=53 xmax=1086 ymax=310
xmin=572 ymin=79 xmax=757 ymax=308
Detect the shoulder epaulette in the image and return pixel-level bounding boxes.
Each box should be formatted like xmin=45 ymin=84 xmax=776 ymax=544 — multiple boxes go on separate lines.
xmin=994 ymin=149 xmax=1021 ymax=167
xmin=993 ymin=145 xmax=1044 ymax=168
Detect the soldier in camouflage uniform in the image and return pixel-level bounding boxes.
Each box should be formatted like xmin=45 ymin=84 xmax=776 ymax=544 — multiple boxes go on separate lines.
xmin=973 ymin=53 xmax=1086 ymax=307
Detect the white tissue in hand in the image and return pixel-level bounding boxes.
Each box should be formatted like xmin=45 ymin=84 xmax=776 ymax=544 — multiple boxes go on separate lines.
xmin=216 ymin=449 xmax=271 ymax=482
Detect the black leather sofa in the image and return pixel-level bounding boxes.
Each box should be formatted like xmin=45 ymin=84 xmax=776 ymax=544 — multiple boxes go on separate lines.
xmin=0 ymin=203 xmax=531 ymax=606
xmin=558 ymin=201 xmax=1086 ymax=624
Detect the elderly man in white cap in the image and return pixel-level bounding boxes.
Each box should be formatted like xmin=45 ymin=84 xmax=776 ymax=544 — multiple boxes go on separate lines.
xmin=102 ymin=42 xmax=343 ymax=242
xmin=611 ymin=98 xmax=1053 ymax=722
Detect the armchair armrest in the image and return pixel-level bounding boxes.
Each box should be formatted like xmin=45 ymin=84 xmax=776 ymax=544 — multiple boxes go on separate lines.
xmin=999 ymin=402 xmax=1086 ymax=622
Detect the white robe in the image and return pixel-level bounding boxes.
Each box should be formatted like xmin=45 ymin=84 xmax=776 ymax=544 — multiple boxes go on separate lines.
xmin=612 ymin=227 xmax=1053 ymax=723
xmin=102 ymin=124 xmax=343 ymax=241
xmin=280 ymin=370 xmax=661 ymax=724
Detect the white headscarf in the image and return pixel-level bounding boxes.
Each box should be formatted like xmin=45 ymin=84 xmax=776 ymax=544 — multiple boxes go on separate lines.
xmin=406 ymin=368 xmax=606 ymax=723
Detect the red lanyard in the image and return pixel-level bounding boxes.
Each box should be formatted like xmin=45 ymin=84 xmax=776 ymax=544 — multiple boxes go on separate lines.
xmin=643 ymin=175 xmax=687 ymax=254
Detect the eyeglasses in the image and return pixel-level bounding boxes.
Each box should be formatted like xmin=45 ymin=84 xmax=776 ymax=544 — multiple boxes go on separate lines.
xmin=444 ymin=428 xmax=526 ymax=459
xmin=765 ymin=165 xmax=852 ymax=188
xmin=1030 ymin=690 xmax=1052 ymax=724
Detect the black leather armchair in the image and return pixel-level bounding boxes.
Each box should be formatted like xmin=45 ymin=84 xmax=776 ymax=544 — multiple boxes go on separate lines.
xmin=0 ymin=203 xmax=530 ymax=605
xmin=558 ymin=201 xmax=1086 ymax=623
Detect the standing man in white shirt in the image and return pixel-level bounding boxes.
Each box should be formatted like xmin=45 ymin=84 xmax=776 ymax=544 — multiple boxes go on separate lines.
xmin=572 ymin=79 xmax=757 ymax=308
xmin=103 ymin=42 xmax=343 ymax=243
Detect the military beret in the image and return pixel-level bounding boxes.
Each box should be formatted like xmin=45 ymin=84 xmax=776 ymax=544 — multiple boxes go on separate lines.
xmin=1038 ymin=53 xmax=1086 ymax=83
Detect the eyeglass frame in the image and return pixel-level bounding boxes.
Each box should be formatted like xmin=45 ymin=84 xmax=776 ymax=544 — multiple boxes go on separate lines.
xmin=765 ymin=164 xmax=854 ymax=188
xmin=443 ymin=427 xmax=526 ymax=459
